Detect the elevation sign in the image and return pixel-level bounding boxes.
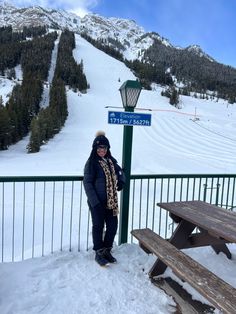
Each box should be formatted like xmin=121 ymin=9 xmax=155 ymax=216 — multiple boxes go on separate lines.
xmin=108 ymin=111 xmax=151 ymax=126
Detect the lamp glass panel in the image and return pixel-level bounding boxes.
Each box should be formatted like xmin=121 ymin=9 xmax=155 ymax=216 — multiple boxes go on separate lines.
xmin=126 ymin=88 xmax=141 ymax=107
xmin=120 ymin=88 xmax=127 ymax=107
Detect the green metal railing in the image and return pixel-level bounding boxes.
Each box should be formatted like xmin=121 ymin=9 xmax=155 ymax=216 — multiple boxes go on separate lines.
xmin=127 ymin=174 xmax=236 ymax=243
xmin=0 ymin=176 xmax=85 ymax=262
xmin=0 ymin=174 xmax=236 ymax=262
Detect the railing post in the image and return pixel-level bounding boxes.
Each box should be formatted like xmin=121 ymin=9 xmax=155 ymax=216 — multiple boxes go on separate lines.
xmin=215 ymin=183 xmax=220 ymax=206
xmin=119 ymin=108 xmax=133 ymax=244
xmin=203 ymin=183 xmax=207 ymax=202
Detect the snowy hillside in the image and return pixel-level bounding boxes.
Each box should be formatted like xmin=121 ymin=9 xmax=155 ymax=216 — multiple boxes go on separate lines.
xmin=0 ymin=34 xmax=235 ymax=176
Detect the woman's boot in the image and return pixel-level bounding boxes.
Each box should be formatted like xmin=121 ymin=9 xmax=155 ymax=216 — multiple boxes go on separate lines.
xmin=103 ymin=248 xmax=117 ymax=263
xmin=95 ymin=248 xmax=109 ymax=266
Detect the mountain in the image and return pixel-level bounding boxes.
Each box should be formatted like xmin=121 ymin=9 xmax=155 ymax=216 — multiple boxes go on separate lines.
xmin=0 ymin=1 xmax=79 ymax=29
xmin=79 ymin=14 xmax=173 ymax=61
xmin=0 ymin=5 xmax=236 ymax=170
xmin=0 ymin=1 xmax=208 ymax=61
xmin=1 ymin=1 xmax=236 ymax=103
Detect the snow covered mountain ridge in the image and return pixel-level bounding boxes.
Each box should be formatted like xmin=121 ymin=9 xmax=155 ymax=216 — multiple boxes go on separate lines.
xmin=185 ymin=45 xmax=214 ymax=62
xmin=0 ymin=1 xmax=212 ymax=62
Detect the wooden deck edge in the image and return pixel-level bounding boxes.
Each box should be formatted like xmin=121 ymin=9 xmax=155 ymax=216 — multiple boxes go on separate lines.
xmin=152 ymin=277 xmax=215 ymax=314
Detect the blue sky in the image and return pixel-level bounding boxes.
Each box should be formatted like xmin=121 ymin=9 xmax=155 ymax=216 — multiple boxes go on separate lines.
xmin=10 ymin=0 xmax=236 ymax=68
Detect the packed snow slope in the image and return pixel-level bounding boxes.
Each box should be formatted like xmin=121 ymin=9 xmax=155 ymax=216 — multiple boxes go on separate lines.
xmin=0 ymin=34 xmax=235 ymax=176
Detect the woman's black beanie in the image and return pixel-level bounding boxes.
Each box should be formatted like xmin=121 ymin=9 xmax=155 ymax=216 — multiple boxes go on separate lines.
xmin=92 ymin=131 xmax=110 ymax=149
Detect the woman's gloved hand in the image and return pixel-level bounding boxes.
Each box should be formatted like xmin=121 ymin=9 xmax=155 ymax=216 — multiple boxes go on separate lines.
xmin=117 ymin=181 xmax=124 ymax=191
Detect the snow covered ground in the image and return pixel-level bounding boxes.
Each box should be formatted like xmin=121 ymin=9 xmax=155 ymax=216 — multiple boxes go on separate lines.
xmin=1 ymin=243 xmax=236 ymax=314
xmin=0 ymin=245 xmax=177 ymax=314
xmin=0 ymin=35 xmax=236 ymax=313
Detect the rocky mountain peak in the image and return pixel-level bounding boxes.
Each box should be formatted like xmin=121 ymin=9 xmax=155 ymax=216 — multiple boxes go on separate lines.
xmin=186 ymin=44 xmax=214 ymax=62
xmin=0 ymin=2 xmax=175 ymax=61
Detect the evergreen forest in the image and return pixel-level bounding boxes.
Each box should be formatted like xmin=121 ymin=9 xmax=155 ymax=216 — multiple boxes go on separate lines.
xmin=0 ymin=26 xmax=89 ymax=152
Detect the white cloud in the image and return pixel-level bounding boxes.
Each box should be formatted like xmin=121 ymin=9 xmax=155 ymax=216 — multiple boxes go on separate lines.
xmin=69 ymin=7 xmax=88 ymax=18
xmin=10 ymin=0 xmax=101 ymax=17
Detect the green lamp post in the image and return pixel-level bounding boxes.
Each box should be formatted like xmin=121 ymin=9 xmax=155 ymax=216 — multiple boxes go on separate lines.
xmin=118 ymin=80 xmax=142 ymax=244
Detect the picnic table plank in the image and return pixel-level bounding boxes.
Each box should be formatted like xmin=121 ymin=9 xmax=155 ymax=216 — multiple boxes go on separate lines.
xmin=132 ymin=228 xmax=236 ymax=314
xmin=157 ymin=201 xmax=236 ymax=243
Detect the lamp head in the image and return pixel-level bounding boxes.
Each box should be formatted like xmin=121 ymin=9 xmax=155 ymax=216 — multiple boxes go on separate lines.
xmin=119 ymin=80 xmax=142 ymax=109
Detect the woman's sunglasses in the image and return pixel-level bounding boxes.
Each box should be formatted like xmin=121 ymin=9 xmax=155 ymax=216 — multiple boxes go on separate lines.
xmin=97 ymin=145 xmax=108 ymax=150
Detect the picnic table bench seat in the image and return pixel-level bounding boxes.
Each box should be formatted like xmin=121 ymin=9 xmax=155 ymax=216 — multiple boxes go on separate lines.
xmin=131 ymin=228 xmax=236 ymax=314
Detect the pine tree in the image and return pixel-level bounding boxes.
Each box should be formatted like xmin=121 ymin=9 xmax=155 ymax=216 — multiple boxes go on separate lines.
xmin=228 ymin=94 xmax=235 ymax=104
xmin=169 ymin=87 xmax=179 ymax=107
xmin=0 ymin=107 xmax=11 ymax=150
xmin=27 ymin=117 xmax=41 ymax=153
xmin=0 ymin=95 xmax=3 ymax=107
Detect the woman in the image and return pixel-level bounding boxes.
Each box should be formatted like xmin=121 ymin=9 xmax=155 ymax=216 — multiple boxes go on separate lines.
xmin=83 ymin=131 xmax=125 ymax=266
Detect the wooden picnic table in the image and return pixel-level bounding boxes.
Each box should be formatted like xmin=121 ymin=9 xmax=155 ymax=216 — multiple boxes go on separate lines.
xmin=152 ymin=200 xmax=236 ymax=277
xmin=131 ymin=201 xmax=236 ymax=313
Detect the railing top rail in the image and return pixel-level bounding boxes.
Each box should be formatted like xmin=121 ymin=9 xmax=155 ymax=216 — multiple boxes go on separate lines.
xmin=0 ymin=174 xmax=235 ymax=183
xmin=0 ymin=175 xmax=84 ymax=182
xmin=131 ymin=174 xmax=236 ymax=180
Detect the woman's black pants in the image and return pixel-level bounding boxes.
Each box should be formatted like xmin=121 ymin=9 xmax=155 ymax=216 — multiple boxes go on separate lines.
xmin=90 ymin=204 xmax=118 ymax=251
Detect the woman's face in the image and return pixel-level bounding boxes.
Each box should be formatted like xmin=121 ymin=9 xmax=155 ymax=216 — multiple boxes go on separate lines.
xmin=97 ymin=145 xmax=108 ymax=158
